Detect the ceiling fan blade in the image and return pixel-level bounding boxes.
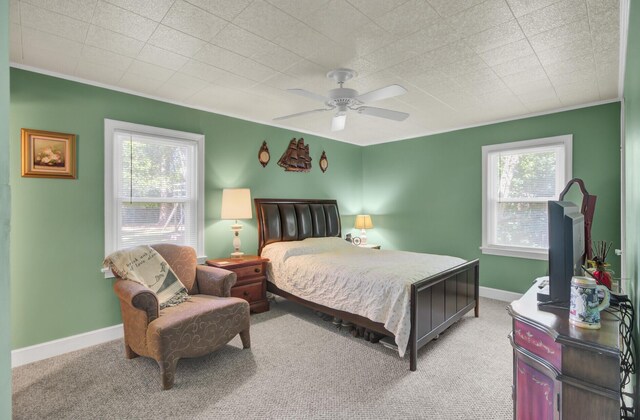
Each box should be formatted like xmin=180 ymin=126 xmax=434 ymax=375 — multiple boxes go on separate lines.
xmin=357 ymin=106 xmax=409 ymax=121
xmin=355 ymin=84 xmax=407 ymax=104
xmin=287 ymin=88 xmax=329 ymax=103
xmin=331 ymin=113 xmax=346 ymax=131
xmin=273 ymin=108 xmax=330 ymax=121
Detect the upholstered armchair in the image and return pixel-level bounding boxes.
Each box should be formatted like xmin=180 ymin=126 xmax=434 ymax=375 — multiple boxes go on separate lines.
xmin=112 ymin=244 xmax=251 ymax=390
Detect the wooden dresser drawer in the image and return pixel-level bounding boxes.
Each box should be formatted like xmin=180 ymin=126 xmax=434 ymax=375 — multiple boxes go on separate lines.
xmin=230 ymin=281 xmax=263 ymax=303
xmin=234 ymin=264 xmax=264 ymax=280
xmin=513 ymin=320 xmax=562 ymax=371
xmin=509 ymin=281 xmax=622 ymax=420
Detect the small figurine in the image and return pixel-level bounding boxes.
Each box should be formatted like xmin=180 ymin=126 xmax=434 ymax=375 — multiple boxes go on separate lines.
xmin=592 ymin=255 xmax=612 ymax=290
xmin=591 ymin=240 xmax=613 ymax=290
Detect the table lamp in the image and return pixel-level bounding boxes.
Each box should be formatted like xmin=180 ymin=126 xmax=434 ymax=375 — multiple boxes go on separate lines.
xmin=221 ymin=188 xmax=252 ymax=257
xmin=354 ymin=214 xmax=373 ymax=245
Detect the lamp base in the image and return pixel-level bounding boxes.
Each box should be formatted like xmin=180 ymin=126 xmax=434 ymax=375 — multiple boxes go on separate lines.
xmin=360 ymin=229 xmax=367 ymax=245
xmin=231 ymin=222 xmax=244 ymax=257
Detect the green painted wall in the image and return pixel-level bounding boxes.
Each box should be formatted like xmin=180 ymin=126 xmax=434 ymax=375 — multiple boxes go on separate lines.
xmin=363 ymin=103 xmax=621 ymax=294
xmin=623 ymin=0 xmax=640 ymax=397
xmin=9 ymin=68 xmax=363 ymax=349
xmin=1 ymin=0 xmax=12 ymax=417
xmin=8 ymin=68 xmax=624 ymax=355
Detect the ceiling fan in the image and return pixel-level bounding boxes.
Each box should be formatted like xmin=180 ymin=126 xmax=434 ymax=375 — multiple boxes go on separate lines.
xmin=274 ymin=68 xmax=410 ymax=131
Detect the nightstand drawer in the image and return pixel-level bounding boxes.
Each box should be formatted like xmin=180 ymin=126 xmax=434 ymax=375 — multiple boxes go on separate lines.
xmin=230 ymin=281 xmax=263 ymax=303
xmin=234 ymin=264 xmax=264 ymax=280
xmin=206 ymin=255 xmax=269 ymax=313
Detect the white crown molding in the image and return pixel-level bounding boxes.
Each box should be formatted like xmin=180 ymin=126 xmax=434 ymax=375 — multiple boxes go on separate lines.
xmin=619 ymin=0 xmax=631 ymax=98
xmin=10 ymin=63 xmax=622 ymax=147
xmin=479 ymin=286 xmax=522 ymax=303
xmin=11 ymin=324 xmax=123 ymax=368
xmin=8 ymin=63 xmax=351 ymax=144
xmin=366 ymin=98 xmax=623 ymax=145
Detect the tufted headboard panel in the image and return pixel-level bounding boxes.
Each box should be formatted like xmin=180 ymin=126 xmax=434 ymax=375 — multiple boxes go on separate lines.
xmin=255 ymin=199 xmax=342 ymax=255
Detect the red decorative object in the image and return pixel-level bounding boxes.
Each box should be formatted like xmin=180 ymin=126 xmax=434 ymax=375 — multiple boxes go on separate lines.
xmin=591 ymin=240 xmax=613 ymax=290
xmin=593 ymin=269 xmax=612 ymax=290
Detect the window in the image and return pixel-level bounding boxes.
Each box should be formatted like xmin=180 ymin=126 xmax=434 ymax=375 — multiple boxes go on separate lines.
xmin=104 ymin=119 xmax=205 ymax=264
xmin=481 ymin=135 xmax=572 ymax=260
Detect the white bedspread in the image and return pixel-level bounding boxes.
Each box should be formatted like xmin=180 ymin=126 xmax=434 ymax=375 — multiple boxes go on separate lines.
xmin=261 ymin=237 xmax=466 ymax=357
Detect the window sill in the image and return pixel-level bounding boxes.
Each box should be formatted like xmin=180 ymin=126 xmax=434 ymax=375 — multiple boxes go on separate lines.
xmin=480 ymin=246 xmax=548 ymax=261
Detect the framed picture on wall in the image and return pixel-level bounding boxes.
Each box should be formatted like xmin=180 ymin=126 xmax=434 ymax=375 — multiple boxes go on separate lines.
xmin=21 ymin=128 xmax=77 ymax=179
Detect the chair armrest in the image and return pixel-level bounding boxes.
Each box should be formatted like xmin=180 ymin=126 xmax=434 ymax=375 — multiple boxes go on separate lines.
xmin=113 ymin=279 xmax=159 ymax=322
xmin=196 ymin=265 xmax=237 ymax=297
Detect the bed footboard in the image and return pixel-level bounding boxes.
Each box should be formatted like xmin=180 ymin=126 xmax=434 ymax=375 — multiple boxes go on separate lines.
xmin=409 ymin=259 xmax=480 ymax=371
xmin=267 ymin=258 xmax=480 ymax=372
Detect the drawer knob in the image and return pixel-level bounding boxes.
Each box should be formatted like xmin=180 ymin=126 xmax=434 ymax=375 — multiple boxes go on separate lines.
xmin=243 ymin=291 xmax=250 ymax=297
xmin=254 ymin=268 xmax=261 ymax=273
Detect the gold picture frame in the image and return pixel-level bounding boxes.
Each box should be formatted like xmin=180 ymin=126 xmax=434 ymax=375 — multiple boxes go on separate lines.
xmin=21 ymin=128 xmax=77 ymax=179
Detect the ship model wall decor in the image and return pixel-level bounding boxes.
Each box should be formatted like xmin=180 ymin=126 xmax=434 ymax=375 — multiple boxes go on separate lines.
xmin=278 ymin=138 xmax=312 ymax=172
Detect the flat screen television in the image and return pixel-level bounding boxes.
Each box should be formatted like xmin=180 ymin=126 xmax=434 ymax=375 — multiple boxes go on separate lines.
xmin=538 ymin=200 xmax=585 ymax=304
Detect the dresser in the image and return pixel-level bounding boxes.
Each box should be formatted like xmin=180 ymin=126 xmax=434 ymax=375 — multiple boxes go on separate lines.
xmin=507 ymin=279 xmax=621 ymax=420
xmin=206 ymin=255 xmax=270 ymax=313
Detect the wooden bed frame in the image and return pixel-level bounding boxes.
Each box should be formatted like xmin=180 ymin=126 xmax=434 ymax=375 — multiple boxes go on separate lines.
xmin=254 ymin=198 xmax=480 ymax=371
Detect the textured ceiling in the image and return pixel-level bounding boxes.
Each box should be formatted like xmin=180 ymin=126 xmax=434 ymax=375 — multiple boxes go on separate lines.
xmin=9 ymin=0 xmax=621 ymax=145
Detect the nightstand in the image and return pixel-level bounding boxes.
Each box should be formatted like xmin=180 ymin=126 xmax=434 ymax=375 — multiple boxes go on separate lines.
xmin=205 ymin=255 xmax=270 ymax=313
xmin=358 ymin=244 xmax=381 ymax=249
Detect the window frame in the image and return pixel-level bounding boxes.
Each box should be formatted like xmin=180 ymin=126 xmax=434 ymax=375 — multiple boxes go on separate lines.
xmin=104 ymin=119 xmax=205 ymax=273
xmin=481 ymin=135 xmax=573 ymax=260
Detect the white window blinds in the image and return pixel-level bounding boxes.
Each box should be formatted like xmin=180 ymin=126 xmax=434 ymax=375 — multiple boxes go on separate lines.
xmin=482 ymin=135 xmax=572 ymax=260
xmin=105 ymin=120 xmax=204 ymax=263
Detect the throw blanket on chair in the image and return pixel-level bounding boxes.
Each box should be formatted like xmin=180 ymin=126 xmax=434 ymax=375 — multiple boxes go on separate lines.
xmin=103 ymin=245 xmax=189 ymax=308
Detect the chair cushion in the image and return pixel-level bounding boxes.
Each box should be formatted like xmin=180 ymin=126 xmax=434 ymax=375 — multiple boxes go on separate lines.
xmin=146 ymin=295 xmax=250 ymax=359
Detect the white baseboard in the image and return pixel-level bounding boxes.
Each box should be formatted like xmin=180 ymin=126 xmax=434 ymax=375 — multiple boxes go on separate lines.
xmin=479 ymin=286 xmax=523 ymax=302
xmin=10 ymin=286 xmax=521 ymax=367
xmin=11 ymin=324 xmax=123 ymax=368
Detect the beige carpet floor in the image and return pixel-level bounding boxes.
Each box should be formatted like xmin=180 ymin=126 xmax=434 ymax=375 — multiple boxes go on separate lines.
xmin=12 ymin=297 xmax=513 ymax=419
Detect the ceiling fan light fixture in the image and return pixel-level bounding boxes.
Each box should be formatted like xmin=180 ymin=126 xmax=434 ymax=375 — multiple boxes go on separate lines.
xmin=331 ymin=114 xmax=347 ymax=131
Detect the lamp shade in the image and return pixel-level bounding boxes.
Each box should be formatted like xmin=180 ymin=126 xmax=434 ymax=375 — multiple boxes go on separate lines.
xmin=221 ymin=189 xmax=252 ymax=220
xmin=354 ymin=214 xmax=373 ymax=229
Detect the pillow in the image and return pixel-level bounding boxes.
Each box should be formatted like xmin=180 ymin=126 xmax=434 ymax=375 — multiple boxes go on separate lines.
xmin=103 ymin=245 xmax=189 ymax=308
xmin=263 ymin=237 xmax=351 ymax=261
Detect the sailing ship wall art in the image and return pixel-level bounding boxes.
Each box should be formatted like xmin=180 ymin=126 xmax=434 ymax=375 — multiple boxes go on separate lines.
xmin=278 ymin=138 xmax=312 ymax=172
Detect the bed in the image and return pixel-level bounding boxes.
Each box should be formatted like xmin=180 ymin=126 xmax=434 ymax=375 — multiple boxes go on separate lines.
xmin=255 ymin=198 xmax=479 ymax=371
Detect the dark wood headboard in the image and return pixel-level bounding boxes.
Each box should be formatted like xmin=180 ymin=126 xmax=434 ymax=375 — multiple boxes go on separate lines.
xmin=254 ymin=199 xmax=342 ymax=255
